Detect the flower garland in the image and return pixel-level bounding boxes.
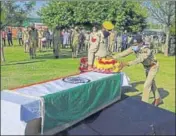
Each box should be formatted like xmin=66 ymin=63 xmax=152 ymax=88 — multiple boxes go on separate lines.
xmin=93 ymin=58 xmax=121 ymax=73
xmin=79 ymin=57 xmax=88 ymax=73
xmin=79 ymin=57 xmax=122 ymax=74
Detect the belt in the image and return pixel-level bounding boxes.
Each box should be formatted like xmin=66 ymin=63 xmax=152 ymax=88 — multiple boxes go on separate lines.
xmin=145 ymin=61 xmax=158 ymax=68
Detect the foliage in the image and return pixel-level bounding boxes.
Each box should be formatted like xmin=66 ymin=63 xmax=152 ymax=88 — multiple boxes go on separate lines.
xmin=147 ymin=1 xmax=175 ymax=27
xmin=0 ymin=1 xmax=35 ymax=29
xmin=147 ymin=1 xmax=175 ymax=56
xmin=170 ymin=20 xmax=175 ymax=36
xmin=38 ymin=0 xmax=148 ymax=32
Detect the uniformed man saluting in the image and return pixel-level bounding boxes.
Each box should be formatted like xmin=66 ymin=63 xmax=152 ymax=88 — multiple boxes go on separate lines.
xmin=113 ymin=34 xmax=162 ymax=107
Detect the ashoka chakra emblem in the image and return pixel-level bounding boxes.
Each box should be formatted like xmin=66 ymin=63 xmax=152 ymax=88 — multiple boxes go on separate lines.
xmin=62 ymin=76 xmax=90 ymax=84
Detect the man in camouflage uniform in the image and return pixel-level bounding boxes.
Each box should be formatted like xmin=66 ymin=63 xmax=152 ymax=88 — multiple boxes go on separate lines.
xmin=113 ymin=34 xmax=162 ymax=106
xmin=71 ymin=26 xmax=80 ymax=58
xmin=52 ymin=26 xmax=61 ymax=59
xmin=29 ymin=24 xmax=38 ymax=59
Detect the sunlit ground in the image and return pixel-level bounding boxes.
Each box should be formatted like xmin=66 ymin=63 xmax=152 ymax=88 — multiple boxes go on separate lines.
xmin=1 ymin=41 xmax=175 ymax=113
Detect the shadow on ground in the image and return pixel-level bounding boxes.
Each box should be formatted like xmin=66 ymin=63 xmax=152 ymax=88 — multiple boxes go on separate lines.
xmin=121 ymin=81 xmax=169 ymax=102
xmin=36 ymin=50 xmax=87 ymax=60
xmin=1 ymin=60 xmax=46 ymax=66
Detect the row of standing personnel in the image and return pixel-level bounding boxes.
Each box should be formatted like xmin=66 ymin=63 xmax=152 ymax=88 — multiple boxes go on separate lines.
xmin=21 ymin=24 xmax=134 ymax=59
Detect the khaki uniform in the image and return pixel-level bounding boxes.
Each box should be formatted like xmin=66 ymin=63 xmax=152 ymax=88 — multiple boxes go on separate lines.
xmin=38 ymin=30 xmax=44 ymax=51
xmin=88 ymin=30 xmax=109 ymax=66
xmin=113 ymin=46 xmax=161 ymax=103
xmin=108 ymin=31 xmax=116 ymax=53
xmin=23 ymin=30 xmax=30 ymax=52
xmin=53 ymin=29 xmax=61 ymax=58
xmin=71 ymin=29 xmax=79 ymax=58
xmin=84 ymin=33 xmax=90 ymax=51
xmin=29 ymin=29 xmax=38 ymax=58
xmin=117 ymin=35 xmax=122 ymax=52
xmin=88 ymin=31 xmax=100 ymax=66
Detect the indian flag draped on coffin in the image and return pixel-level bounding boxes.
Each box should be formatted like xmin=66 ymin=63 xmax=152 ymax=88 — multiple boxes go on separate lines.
xmin=2 ymin=71 xmax=126 ymax=134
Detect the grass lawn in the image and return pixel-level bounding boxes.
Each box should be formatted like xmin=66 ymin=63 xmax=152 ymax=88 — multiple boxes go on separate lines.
xmin=1 ymin=42 xmax=175 ymax=113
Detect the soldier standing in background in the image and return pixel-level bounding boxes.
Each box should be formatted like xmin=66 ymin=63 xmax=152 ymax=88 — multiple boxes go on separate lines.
xmin=7 ymin=28 xmax=13 ymax=46
xmin=84 ymin=31 xmax=90 ymax=51
xmin=43 ymin=27 xmax=50 ymax=49
xmin=29 ymin=24 xmax=38 ymax=59
xmin=121 ymin=30 xmax=128 ymax=51
xmin=78 ymin=27 xmax=85 ymax=53
xmin=23 ymin=26 xmax=30 ymax=53
xmin=108 ymin=29 xmax=116 ymax=53
xmin=113 ymin=34 xmax=162 ymax=107
xmin=53 ymin=26 xmax=61 ymax=59
xmin=116 ymin=33 xmax=122 ymax=52
xmin=71 ymin=26 xmax=80 ymax=58
xmin=38 ymin=26 xmax=44 ymax=52
xmin=49 ymin=29 xmax=53 ymax=48
xmin=17 ymin=28 xmax=23 ymax=46
xmin=127 ymin=34 xmax=133 ymax=48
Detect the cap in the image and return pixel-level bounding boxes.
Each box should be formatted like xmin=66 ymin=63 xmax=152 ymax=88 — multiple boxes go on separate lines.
xmin=102 ymin=21 xmax=114 ymax=30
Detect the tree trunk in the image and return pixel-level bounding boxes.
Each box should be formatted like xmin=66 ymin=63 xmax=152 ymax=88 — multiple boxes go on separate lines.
xmin=164 ymin=27 xmax=170 ymax=56
xmin=1 ymin=37 xmax=5 ymax=62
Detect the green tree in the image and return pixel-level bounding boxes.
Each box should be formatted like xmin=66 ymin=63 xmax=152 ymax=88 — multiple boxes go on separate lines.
xmin=147 ymin=1 xmax=175 ymax=56
xmin=38 ymin=0 xmax=148 ymax=33
xmin=0 ymin=1 xmax=35 ymax=29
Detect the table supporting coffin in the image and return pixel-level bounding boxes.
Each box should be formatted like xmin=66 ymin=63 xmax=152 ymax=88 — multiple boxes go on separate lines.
xmin=1 ymin=72 xmax=130 ymax=135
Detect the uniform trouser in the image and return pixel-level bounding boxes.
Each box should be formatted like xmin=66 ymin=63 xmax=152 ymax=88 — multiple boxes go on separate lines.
xmin=8 ymin=38 xmax=13 ymax=46
xmin=72 ymin=44 xmax=78 ymax=57
xmin=84 ymin=42 xmax=89 ymax=51
xmin=116 ymin=44 xmax=121 ymax=52
xmin=2 ymin=38 xmax=6 ymax=46
xmin=24 ymin=41 xmax=29 ymax=52
xmin=122 ymin=43 xmax=127 ymax=51
xmin=38 ymin=38 xmax=43 ymax=51
xmin=53 ymin=41 xmax=59 ymax=57
xmin=18 ymin=38 xmax=23 ymax=46
xmin=29 ymin=40 xmax=37 ymax=58
xmin=109 ymin=42 xmax=115 ymax=53
xmin=78 ymin=42 xmax=84 ymax=52
xmin=142 ymin=62 xmax=161 ymax=103
xmin=49 ymin=39 xmax=52 ymax=48
xmin=88 ymin=49 xmax=95 ymax=66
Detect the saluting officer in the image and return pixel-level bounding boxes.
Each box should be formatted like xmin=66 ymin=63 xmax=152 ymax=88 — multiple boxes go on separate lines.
xmin=113 ymin=34 xmax=162 ymax=106
xmin=29 ymin=24 xmax=38 ymax=59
